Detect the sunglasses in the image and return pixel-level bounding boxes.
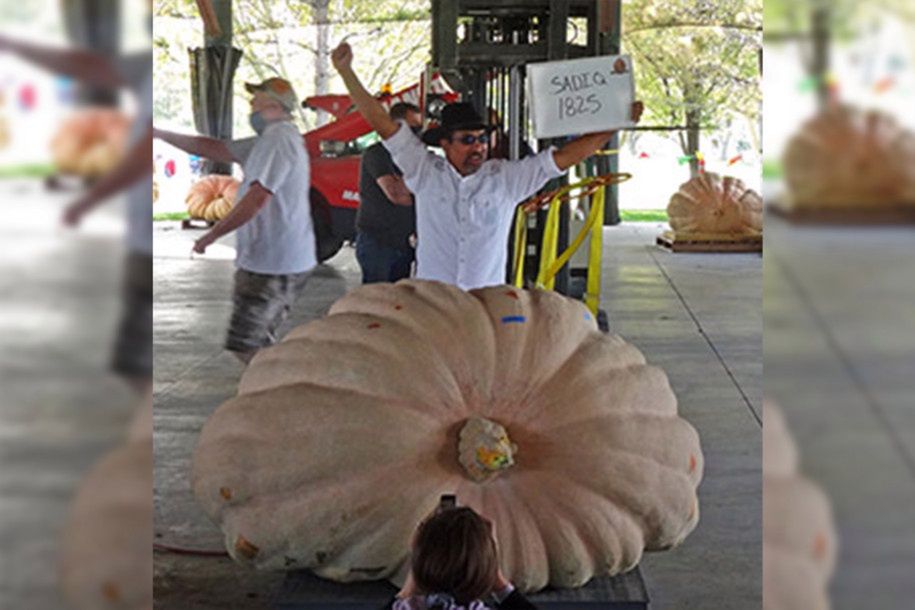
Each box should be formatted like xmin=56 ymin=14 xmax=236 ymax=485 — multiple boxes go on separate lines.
xmin=453 ymin=134 xmax=489 ymax=145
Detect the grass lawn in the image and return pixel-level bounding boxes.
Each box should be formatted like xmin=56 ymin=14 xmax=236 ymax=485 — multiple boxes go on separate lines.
xmin=620 ymin=209 xmax=668 ymax=222
xmin=0 ymin=163 xmax=56 ymax=179
xmin=153 ymin=211 xmax=190 ymax=221
xmin=762 ymin=158 xmax=782 ymax=180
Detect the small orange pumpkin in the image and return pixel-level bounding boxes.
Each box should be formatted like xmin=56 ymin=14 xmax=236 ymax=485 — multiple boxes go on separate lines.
xmin=50 ymin=108 xmax=131 ymax=177
xmin=185 ymin=175 xmax=240 ymax=221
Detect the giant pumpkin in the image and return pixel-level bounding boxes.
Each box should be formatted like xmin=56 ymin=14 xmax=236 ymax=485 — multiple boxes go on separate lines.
xmin=59 ymin=394 xmax=153 ymax=610
xmin=782 ymin=104 xmax=915 ymax=209
xmin=192 ymin=281 xmax=703 ymax=592
xmin=50 ymin=108 xmax=131 ymax=178
xmin=667 ymin=172 xmax=763 ymax=237
xmin=763 ymin=401 xmax=836 ymax=610
xmin=185 ymin=175 xmax=240 ymax=221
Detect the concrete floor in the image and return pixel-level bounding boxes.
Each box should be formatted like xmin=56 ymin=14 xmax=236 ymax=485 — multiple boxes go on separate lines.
xmin=153 ymin=221 xmax=762 ymax=609
xmin=0 ymin=179 xmax=137 ymax=610
xmin=764 ymin=216 xmax=915 ymax=609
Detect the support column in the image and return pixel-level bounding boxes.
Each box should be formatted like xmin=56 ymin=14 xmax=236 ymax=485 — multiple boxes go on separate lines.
xmin=190 ymin=0 xmax=240 ymax=175
xmin=59 ymin=0 xmax=120 ymax=106
xmin=598 ymin=0 xmax=621 ymax=225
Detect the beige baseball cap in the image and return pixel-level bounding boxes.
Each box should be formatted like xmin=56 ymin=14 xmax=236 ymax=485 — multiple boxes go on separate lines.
xmin=244 ymin=77 xmax=298 ymax=112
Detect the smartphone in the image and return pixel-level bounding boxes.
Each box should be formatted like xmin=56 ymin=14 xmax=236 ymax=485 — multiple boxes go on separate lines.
xmin=439 ymin=494 xmax=456 ymax=510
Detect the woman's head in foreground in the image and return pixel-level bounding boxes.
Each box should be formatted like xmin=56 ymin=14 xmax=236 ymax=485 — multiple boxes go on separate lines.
xmin=411 ymin=506 xmax=500 ymax=604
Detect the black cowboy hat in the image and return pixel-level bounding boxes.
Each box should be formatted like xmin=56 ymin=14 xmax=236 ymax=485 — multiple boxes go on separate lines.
xmin=421 ymin=102 xmax=494 ymax=146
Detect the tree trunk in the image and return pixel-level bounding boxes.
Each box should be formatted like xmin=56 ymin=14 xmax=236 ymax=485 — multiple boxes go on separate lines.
xmin=811 ymin=6 xmax=831 ymax=113
xmin=313 ymin=0 xmax=331 ymax=126
xmin=746 ymin=113 xmax=761 ymax=157
xmin=686 ymin=110 xmax=701 ymax=178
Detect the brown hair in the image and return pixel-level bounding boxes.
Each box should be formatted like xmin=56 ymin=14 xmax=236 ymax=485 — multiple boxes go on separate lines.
xmin=411 ymin=507 xmax=500 ymax=605
xmin=389 ymin=102 xmax=421 ymax=121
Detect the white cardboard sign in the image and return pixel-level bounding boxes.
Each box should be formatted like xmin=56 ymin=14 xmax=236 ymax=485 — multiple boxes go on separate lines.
xmin=526 ymin=54 xmax=635 ymax=139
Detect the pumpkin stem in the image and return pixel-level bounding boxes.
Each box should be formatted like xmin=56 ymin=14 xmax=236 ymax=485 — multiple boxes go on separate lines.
xmin=458 ymin=417 xmax=516 ymax=482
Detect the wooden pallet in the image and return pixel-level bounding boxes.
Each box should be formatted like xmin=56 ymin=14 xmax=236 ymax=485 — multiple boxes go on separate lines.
xmin=181 ymin=218 xmax=216 ymax=230
xmin=768 ymin=202 xmax=915 ymax=225
xmin=656 ymin=230 xmax=762 ymax=253
xmin=44 ymin=173 xmax=95 ymax=192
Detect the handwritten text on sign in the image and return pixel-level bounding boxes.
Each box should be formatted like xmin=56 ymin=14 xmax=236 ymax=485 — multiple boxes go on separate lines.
xmin=527 ymin=55 xmax=635 ymax=139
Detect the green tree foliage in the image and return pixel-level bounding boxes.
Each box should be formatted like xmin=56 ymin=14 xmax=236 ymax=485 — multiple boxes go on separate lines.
xmin=764 ymin=0 xmax=913 ymax=111
xmin=765 ymin=0 xmax=914 ymax=40
xmin=622 ymin=0 xmax=762 ymax=176
xmin=153 ymin=0 xmax=431 ymax=134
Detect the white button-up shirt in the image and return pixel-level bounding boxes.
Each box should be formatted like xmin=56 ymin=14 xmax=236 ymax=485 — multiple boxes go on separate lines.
xmin=383 ymin=122 xmax=564 ymax=290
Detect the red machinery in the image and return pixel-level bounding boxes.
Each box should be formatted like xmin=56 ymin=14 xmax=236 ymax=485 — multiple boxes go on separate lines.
xmin=302 ymin=76 xmax=457 ymax=261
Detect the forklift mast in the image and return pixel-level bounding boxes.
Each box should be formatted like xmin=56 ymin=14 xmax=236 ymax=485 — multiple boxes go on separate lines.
xmin=430 ymin=0 xmax=623 ymax=296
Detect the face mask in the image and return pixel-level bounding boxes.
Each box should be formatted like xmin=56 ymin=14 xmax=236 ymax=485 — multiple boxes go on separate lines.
xmin=249 ymin=111 xmax=268 ymax=135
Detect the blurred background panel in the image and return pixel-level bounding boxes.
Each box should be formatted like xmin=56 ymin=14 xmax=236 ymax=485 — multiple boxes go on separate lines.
xmin=0 ymin=1 xmax=151 ymax=609
xmin=763 ymin=1 xmax=915 ymax=609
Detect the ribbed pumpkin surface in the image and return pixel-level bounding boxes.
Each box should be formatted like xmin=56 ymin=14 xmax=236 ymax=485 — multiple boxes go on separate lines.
xmin=667 ymin=172 xmax=762 ymax=236
xmin=60 ymin=396 xmax=152 ymax=610
xmin=763 ymin=402 xmax=836 ymax=610
xmin=782 ymin=105 xmax=915 ymax=209
xmin=192 ymin=281 xmax=704 ymax=592
xmin=185 ymin=175 xmax=240 ymax=221
xmin=50 ymin=108 xmax=131 ymax=177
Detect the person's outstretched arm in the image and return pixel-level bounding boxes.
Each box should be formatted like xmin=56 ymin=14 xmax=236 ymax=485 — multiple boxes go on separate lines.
xmin=552 ymin=101 xmax=644 ymax=171
xmin=377 ymin=175 xmax=414 ymax=206
xmin=62 ymin=126 xmax=153 ymax=226
xmin=331 ymin=42 xmax=399 ymax=140
xmin=153 ymin=127 xmax=237 ymax=165
xmin=363 ymin=146 xmax=414 ymax=206
xmin=0 ymin=34 xmax=124 ymax=89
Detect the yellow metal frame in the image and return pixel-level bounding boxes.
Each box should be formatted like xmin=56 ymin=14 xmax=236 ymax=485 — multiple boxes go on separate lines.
xmin=512 ymin=173 xmax=632 ymax=315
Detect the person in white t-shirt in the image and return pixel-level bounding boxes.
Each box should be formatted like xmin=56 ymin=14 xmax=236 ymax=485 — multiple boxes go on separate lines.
xmin=332 ymin=41 xmax=643 ymax=290
xmin=154 ymin=77 xmax=316 ymax=364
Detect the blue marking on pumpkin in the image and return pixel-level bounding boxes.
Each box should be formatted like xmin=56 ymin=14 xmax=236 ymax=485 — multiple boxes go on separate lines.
xmin=501 ymin=315 xmax=526 ymax=324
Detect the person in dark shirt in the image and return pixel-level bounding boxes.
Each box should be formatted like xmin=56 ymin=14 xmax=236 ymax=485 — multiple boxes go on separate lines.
xmin=386 ymin=506 xmax=539 ymax=610
xmin=356 ymin=102 xmax=423 ymax=283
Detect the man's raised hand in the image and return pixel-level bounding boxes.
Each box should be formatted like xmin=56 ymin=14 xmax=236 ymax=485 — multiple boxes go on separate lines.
xmin=331 ymin=42 xmax=353 ymax=73
xmin=631 ymin=101 xmax=644 ymax=123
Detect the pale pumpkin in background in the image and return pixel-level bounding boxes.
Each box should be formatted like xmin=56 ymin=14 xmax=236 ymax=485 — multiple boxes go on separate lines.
xmin=59 ymin=393 xmax=152 ymax=610
xmin=50 ymin=108 xmax=131 ymax=178
xmin=185 ymin=175 xmax=240 ymax=221
xmin=782 ymin=104 xmax=915 ymax=209
xmin=667 ymin=172 xmax=763 ymax=237
xmin=763 ymin=401 xmax=836 ymax=610
xmin=192 ymin=280 xmax=704 ymax=593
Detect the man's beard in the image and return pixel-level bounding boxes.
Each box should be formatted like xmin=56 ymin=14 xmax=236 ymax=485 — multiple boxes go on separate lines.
xmin=464 ymin=152 xmax=484 ymax=173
